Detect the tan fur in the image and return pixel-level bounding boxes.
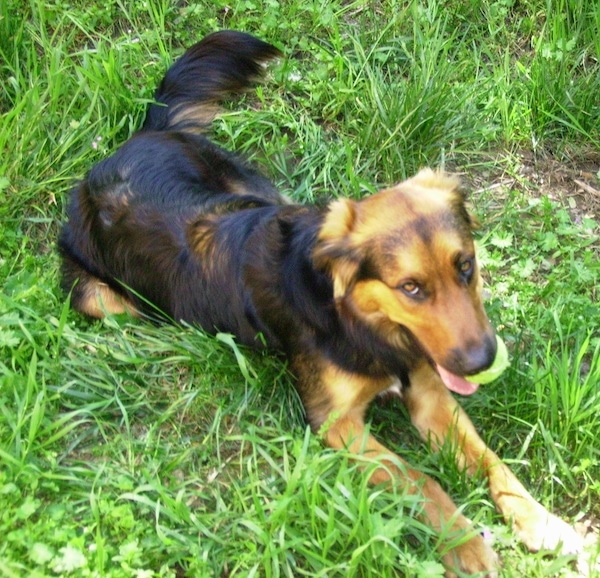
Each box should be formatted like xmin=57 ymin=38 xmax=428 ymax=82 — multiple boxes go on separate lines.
xmin=319 ymin=361 xmax=499 ymax=576
xmin=77 ymin=280 xmax=136 ymax=318
xmin=315 ymin=169 xmax=491 ymax=371
xmin=170 ymin=103 xmax=220 ymax=132
xmin=402 ymin=361 xmax=583 ymax=555
xmin=313 ymin=198 xmax=359 ymax=299
xmin=349 ymin=273 xmax=489 ymax=369
xmin=187 ymin=219 xmax=217 ymax=256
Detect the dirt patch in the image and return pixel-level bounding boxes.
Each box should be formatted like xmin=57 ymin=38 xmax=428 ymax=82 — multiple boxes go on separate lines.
xmin=516 ymin=151 xmax=600 ymax=227
xmin=459 ymin=150 xmax=600 ymax=258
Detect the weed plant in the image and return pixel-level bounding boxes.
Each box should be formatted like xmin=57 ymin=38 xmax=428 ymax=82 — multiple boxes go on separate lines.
xmin=1 ymin=0 xmax=599 ymax=576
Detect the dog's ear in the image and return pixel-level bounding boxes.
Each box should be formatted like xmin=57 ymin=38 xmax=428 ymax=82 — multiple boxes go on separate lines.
xmin=410 ymin=168 xmax=480 ymax=231
xmin=451 ymin=187 xmax=481 ymax=232
xmin=313 ymin=198 xmax=362 ymax=299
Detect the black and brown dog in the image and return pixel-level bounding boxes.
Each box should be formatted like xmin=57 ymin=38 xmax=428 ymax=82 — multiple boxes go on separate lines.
xmin=59 ymin=31 xmax=583 ymax=576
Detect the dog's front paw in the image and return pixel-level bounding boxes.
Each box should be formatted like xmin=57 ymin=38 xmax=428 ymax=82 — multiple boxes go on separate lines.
xmin=442 ymin=534 xmax=499 ymax=578
xmin=512 ymin=503 xmax=583 ymax=555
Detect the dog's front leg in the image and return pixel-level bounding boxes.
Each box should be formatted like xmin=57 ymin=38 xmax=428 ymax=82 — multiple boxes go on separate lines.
xmin=404 ymin=362 xmax=584 ymax=558
xmin=323 ymin=407 xmax=498 ymax=577
xmin=303 ymin=360 xmax=498 ymax=577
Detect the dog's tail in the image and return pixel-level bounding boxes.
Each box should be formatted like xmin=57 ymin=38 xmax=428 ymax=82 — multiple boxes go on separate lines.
xmin=142 ymin=30 xmax=281 ymax=133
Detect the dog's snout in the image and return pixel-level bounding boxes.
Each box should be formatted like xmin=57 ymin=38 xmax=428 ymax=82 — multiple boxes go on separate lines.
xmin=446 ymin=334 xmax=497 ymax=376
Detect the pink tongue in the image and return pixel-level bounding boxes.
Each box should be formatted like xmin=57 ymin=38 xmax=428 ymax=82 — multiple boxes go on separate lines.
xmin=436 ymin=365 xmax=480 ymax=396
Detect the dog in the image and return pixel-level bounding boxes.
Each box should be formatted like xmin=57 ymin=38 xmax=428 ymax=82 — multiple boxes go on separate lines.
xmin=59 ymin=30 xmax=583 ymax=576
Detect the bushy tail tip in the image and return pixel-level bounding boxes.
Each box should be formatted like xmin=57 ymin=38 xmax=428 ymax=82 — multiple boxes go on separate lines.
xmin=142 ymin=30 xmax=281 ymax=132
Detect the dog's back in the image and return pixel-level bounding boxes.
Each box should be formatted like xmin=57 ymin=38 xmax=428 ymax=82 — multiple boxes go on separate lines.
xmin=59 ymin=31 xmax=283 ymax=321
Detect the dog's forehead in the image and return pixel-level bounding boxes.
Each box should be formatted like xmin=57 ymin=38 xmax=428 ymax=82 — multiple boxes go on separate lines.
xmin=353 ymin=184 xmax=475 ymax=282
xmin=357 ymin=183 xmax=470 ymax=244
xmin=376 ymin=225 xmax=470 ymax=278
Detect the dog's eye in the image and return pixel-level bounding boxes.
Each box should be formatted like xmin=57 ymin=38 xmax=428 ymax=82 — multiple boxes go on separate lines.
xmin=400 ymin=281 xmax=421 ymax=297
xmin=458 ymin=258 xmax=474 ymax=281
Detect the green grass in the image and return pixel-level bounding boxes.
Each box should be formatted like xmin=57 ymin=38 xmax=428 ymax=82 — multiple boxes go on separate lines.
xmin=1 ymin=0 xmax=599 ymax=576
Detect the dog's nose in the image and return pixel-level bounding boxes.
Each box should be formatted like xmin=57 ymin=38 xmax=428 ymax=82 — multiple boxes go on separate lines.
xmin=464 ymin=334 xmax=497 ymax=375
xmin=447 ymin=334 xmax=497 ymax=376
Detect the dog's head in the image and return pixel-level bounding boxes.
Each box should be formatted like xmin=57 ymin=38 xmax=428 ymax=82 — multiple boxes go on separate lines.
xmin=313 ymin=168 xmax=496 ymax=393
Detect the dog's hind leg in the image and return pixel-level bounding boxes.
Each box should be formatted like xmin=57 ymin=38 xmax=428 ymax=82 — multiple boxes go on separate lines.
xmin=61 ymin=256 xmax=136 ymax=319
xmin=404 ymin=361 xmax=584 ymax=558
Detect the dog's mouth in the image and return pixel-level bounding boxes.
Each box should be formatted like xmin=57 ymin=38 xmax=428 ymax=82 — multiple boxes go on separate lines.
xmin=435 ymin=365 xmax=480 ymax=396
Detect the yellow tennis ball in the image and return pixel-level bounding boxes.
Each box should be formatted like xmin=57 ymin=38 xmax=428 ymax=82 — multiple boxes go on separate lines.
xmin=466 ymin=335 xmax=510 ymax=384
